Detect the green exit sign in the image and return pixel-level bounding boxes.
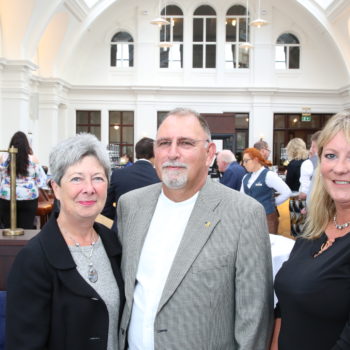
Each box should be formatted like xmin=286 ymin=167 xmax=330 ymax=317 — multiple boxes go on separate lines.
xmin=301 ymin=114 xmax=312 ymax=122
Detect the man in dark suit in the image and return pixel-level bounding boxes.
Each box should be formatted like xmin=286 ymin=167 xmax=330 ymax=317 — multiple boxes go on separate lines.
xmin=102 ymin=137 xmax=160 ymax=221
xmin=216 ymin=149 xmax=246 ymax=191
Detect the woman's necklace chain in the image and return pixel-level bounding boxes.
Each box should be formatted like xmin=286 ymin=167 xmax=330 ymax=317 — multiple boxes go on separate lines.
xmin=333 ymin=215 xmax=350 ymax=230
xmin=67 ymin=230 xmax=99 ymax=283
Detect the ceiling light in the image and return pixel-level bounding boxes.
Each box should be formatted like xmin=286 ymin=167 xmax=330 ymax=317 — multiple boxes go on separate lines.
xmin=250 ymin=0 xmax=269 ymax=28
xmin=150 ymin=17 xmax=169 ymax=26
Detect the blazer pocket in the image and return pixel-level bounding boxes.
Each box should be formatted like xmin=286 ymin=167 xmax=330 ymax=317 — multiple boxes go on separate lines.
xmin=191 ymin=254 xmax=231 ymax=273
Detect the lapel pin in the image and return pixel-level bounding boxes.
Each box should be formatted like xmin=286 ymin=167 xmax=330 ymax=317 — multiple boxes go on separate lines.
xmin=204 ymin=221 xmax=211 ymax=227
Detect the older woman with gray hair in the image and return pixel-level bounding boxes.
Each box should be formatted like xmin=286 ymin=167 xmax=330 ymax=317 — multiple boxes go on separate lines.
xmin=6 ymin=133 xmax=124 ymax=350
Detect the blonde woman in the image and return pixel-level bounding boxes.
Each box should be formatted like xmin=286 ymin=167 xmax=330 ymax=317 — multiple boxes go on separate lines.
xmin=271 ymin=111 xmax=350 ymax=350
xmin=285 ymin=138 xmax=309 ymax=237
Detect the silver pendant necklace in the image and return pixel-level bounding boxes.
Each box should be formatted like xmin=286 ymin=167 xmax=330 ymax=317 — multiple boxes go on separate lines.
xmin=68 ymin=232 xmax=99 ymax=283
xmin=333 ymin=216 xmax=350 ymax=230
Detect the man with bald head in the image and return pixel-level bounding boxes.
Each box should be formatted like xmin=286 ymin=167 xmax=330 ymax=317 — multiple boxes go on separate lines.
xmin=216 ymin=150 xmax=246 ymax=191
xmin=117 ymin=108 xmax=273 ymax=350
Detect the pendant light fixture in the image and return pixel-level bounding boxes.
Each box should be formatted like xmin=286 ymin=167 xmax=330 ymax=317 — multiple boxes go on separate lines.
xmin=159 ymin=2 xmax=173 ymax=49
xmin=150 ymin=0 xmax=169 ymax=26
xmin=240 ymin=0 xmax=253 ymax=50
xmin=250 ymin=0 xmax=269 ymax=28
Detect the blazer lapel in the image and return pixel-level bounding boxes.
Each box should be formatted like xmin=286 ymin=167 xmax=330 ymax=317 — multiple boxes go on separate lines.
xmin=124 ymin=185 xmax=162 ymax=308
xmin=157 ymin=180 xmax=221 ymax=313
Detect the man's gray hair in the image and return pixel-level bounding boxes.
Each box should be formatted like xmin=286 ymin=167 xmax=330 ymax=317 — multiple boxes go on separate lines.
xmin=160 ymin=108 xmax=212 ymax=141
xmin=49 ymin=133 xmax=111 ymax=185
xmin=218 ymin=150 xmax=236 ymax=163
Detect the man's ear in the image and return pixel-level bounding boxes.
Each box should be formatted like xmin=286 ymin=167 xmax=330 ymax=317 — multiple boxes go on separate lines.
xmin=206 ymin=142 xmax=217 ymax=167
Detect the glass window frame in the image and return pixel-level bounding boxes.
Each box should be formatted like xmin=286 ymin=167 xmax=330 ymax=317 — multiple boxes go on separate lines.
xmin=76 ymin=110 xmax=101 ymax=140
xmin=192 ymin=6 xmax=217 ymax=69
xmin=275 ymin=33 xmax=301 ymax=70
xmin=225 ymin=6 xmax=250 ymax=69
xmin=110 ymin=31 xmax=134 ymax=68
xmin=109 ymin=111 xmax=134 ymax=157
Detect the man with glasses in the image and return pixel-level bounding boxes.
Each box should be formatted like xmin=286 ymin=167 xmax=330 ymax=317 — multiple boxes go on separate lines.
xmin=117 ymin=108 xmax=273 ymax=350
xmin=254 ymin=139 xmax=271 ymax=161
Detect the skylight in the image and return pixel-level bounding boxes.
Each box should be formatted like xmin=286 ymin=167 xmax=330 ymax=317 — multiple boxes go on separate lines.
xmin=313 ymin=0 xmax=335 ymax=9
xmin=83 ymin=0 xmax=99 ymax=8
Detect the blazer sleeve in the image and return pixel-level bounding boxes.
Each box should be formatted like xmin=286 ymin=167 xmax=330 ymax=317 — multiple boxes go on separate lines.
xmin=234 ymin=202 xmax=274 ymax=350
xmin=6 ymin=242 xmax=52 ymax=350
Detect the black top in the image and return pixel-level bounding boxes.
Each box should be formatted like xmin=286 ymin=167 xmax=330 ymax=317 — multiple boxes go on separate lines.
xmin=285 ymin=159 xmax=304 ymax=191
xmin=274 ymin=233 xmax=350 ymax=350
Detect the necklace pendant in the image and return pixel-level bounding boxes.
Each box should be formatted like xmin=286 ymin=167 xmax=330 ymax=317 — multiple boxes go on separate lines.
xmin=88 ymin=264 xmax=98 ymax=283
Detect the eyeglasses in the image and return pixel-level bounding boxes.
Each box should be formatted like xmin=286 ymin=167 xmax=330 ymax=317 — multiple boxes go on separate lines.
xmin=242 ymin=158 xmax=252 ymax=164
xmin=155 ymin=138 xmax=209 ymax=150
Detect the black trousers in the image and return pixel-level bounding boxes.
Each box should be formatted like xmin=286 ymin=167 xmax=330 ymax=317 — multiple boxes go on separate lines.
xmin=0 ymin=198 xmax=38 ymax=229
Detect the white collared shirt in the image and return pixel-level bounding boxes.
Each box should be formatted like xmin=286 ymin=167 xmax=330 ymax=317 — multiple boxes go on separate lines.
xmin=128 ymin=191 xmax=198 ymax=350
xmin=240 ymin=167 xmax=291 ymax=206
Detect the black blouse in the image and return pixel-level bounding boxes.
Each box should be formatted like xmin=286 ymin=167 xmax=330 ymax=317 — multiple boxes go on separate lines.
xmin=274 ymin=233 xmax=350 ymax=350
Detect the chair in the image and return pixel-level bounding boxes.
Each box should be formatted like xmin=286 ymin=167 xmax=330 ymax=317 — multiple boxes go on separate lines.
xmin=36 ymin=188 xmax=54 ymax=228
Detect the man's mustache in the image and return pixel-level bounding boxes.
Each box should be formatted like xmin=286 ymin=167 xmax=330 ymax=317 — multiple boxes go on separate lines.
xmin=162 ymin=162 xmax=188 ymax=169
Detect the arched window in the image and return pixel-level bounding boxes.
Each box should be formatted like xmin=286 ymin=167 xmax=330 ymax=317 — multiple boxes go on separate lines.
xmin=110 ymin=31 xmax=134 ymax=68
xmin=193 ymin=5 xmax=216 ymax=68
xmin=275 ymin=33 xmax=300 ymax=69
xmin=225 ymin=5 xmax=249 ymax=69
xmin=160 ymin=5 xmax=184 ymax=68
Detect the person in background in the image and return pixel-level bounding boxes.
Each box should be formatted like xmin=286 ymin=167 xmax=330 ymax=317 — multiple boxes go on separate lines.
xmin=254 ymin=139 xmax=272 ymax=162
xmin=0 ymin=131 xmax=47 ymax=229
xmin=285 ymin=138 xmax=309 ymax=237
xmin=216 ymin=149 xmax=246 ymax=191
xmin=118 ymin=108 xmax=273 ymax=350
xmin=102 ymin=137 xmax=160 ymax=222
xmin=6 ymin=133 xmax=124 ymax=350
xmin=271 ymin=111 xmax=350 ymax=350
xmin=298 ymin=130 xmax=321 ymax=202
xmin=241 ymin=148 xmax=291 ymax=234
xmin=119 ymin=153 xmax=133 ymax=167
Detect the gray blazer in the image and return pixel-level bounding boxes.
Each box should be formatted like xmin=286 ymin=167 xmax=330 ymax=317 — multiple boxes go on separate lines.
xmin=117 ymin=179 xmax=273 ymax=350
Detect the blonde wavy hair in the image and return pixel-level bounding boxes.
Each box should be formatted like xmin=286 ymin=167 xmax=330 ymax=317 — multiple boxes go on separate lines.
xmin=303 ymin=110 xmax=350 ymax=239
xmin=286 ymin=138 xmax=309 ymax=161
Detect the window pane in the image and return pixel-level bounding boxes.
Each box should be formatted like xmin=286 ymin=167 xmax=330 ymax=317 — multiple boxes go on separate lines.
xmin=239 ymin=18 xmax=247 ymax=42
xmin=225 ymin=43 xmax=235 ymax=68
xmin=274 ymin=115 xmax=285 ymax=128
xmin=206 ymin=45 xmax=216 ymax=68
xmin=160 ymin=47 xmax=170 ymax=68
xmin=90 ymin=111 xmax=101 ymax=124
xmin=193 ymin=18 xmax=203 ymax=41
xmin=194 ymin=5 xmax=216 ymax=16
xmin=122 ymin=127 xmax=134 ymax=144
xmin=112 ymin=31 xmax=133 ymax=42
xmin=238 ymin=47 xmax=249 ymax=68
xmin=236 ymin=131 xmax=247 ymax=150
xmin=173 ymin=18 xmax=183 ymax=41
xmin=235 ymin=114 xmax=249 ymax=128
xmin=160 ymin=24 xmax=171 ymax=42
xmin=226 ymin=19 xmax=237 ymax=41
xmin=275 ymin=46 xmax=287 ymax=69
xmin=288 ymin=115 xmax=303 ymax=129
xmin=277 ymin=33 xmax=299 ymax=44
xmin=89 ymin=126 xmax=101 ymax=140
xmin=77 ymin=125 xmax=89 ymax=133
xmin=109 ymin=126 xmax=121 ymax=143
xmin=193 ymin=45 xmax=203 ymax=68
xmin=110 ymin=111 xmax=121 ymax=123
xmin=169 ymin=44 xmax=183 ymax=68
xmin=206 ymin=18 xmax=216 ymax=42
xmin=289 ymin=46 xmax=300 ymax=69
xmin=76 ymin=111 xmax=89 ymax=124
xmin=227 ymin=5 xmax=246 ymax=15
xmin=129 ymin=45 xmax=134 ymax=67
xmin=111 ymin=45 xmax=116 ymax=66
xmin=161 ymin=5 xmax=183 ymax=16
xmin=123 ymin=111 xmax=134 ymax=124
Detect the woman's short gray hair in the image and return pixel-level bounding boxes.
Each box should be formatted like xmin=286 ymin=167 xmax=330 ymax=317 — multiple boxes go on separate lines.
xmin=49 ymin=133 xmax=111 ymax=185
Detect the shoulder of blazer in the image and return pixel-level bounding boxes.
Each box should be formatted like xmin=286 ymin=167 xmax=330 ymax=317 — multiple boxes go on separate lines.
xmin=96 ymin=223 xmax=122 ymax=258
